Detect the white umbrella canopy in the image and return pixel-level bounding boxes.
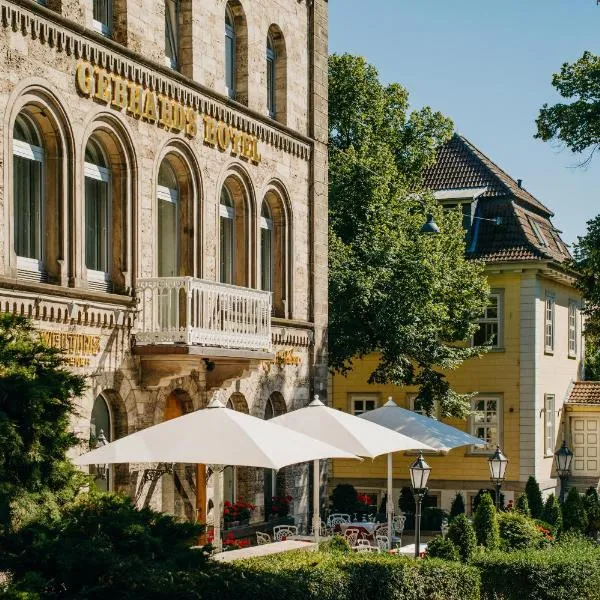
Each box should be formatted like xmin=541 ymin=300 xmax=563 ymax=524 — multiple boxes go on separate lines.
xmin=272 ymin=396 xmax=435 ymax=548
xmin=359 ymin=397 xmax=487 ymax=452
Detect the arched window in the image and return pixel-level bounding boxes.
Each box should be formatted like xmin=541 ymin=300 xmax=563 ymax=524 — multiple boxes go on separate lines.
xmin=157 ymin=160 xmax=179 ymax=277
xmin=220 ymin=186 xmax=235 ymax=284
xmin=13 ymin=114 xmax=44 ymax=272
xmin=260 ymin=202 xmax=273 ymax=292
xmin=225 ymin=5 xmax=236 ymax=98
xmin=84 ymin=137 xmax=111 ymax=289
xmin=266 ymin=33 xmax=276 ymax=118
xmin=90 ymin=394 xmax=112 ymax=492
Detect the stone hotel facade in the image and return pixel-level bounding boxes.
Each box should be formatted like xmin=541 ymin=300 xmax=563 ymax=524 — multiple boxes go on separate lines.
xmin=0 ymin=0 xmax=328 ymax=525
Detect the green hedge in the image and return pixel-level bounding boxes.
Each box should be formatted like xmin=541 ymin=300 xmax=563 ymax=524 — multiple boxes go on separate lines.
xmin=197 ymin=551 xmax=480 ymax=600
xmin=474 ymin=539 xmax=600 ymax=600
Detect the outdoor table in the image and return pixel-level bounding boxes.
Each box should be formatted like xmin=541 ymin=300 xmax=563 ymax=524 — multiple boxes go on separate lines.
xmin=339 ymin=522 xmax=378 ymax=539
xmin=398 ymin=542 xmax=428 ymax=556
xmin=210 ymin=540 xmax=317 ymax=562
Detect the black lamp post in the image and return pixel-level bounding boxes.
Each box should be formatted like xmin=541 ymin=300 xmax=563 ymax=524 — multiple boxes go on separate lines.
xmin=554 ymin=440 xmax=573 ymax=504
xmin=488 ymin=445 xmax=508 ymax=510
xmin=409 ymin=451 xmax=431 ymax=558
xmin=95 ymin=429 xmax=109 ymax=481
xmin=420 ymin=214 xmax=440 ymax=234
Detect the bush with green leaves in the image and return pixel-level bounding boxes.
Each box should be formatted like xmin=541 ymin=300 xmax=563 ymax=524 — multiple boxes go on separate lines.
xmin=474 ymin=537 xmax=600 ymax=600
xmin=330 ymin=483 xmax=360 ymax=514
xmin=426 ymin=535 xmax=459 ymax=561
xmin=525 ymin=476 xmax=544 ymax=519
xmin=515 ymin=493 xmax=531 ymax=517
xmin=447 ymin=514 xmax=477 ymax=562
xmin=0 ymin=493 xmax=207 ymax=598
xmin=542 ymin=493 xmax=563 ymax=535
xmin=563 ymin=486 xmax=589 ymax=533
xmin=319 ymin=535 xmax=351 ymax=554
xmin=472 ymin=489 xmax=503 ymax=513
xmin=473 ymin=492 xmax=500 ymax=550
xmin=450 ymin=492 xmax=466 ymax=518
xmin=584 ymin=487 xmax=600 ymax=537
xmin=497 ymin=512 xmax=547 ymax=552
xmin=200 ymin=551 xmax=481 ymax=600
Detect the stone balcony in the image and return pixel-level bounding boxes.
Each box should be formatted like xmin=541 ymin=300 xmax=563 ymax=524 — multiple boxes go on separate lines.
xmin=133 ymin=277 xmax=274 ymax=387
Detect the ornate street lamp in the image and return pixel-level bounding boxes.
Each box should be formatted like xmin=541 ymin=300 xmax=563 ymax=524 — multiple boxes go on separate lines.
xmin=95 ymin=429 xmax=109 ymax=480
xmin=554 ymin=440 xmax=573 ymax=504
xmin=409 ymin=451 xmax=431 ymax=558
xmin=488 ymin=445 xmax=508 ymax=510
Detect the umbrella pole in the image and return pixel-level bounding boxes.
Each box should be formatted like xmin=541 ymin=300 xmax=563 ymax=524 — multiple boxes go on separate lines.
xmin=387 ymin=453 xmax=393 ymax=551
xmin=213 ymin=466 xmax=222 ymax=553
xmin=313 ymin=459 xmax=320 ymax=548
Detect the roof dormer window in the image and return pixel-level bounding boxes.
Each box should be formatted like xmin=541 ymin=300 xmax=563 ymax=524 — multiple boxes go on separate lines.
xmin=527 ymin=215 xmax=547 ymax=247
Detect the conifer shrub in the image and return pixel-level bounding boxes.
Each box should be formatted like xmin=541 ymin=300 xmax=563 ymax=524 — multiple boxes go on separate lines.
xmin=450 ymin=492 xmax=466 ymax=518
xmin=447 ymin=514 xmax=477 ymax=562
xmin=563 ymin=486 xmax=589 ymax=533
xmin=525 ymin=476 xmax=544 ymax=519
xmin=473 ymin=492 xmax=500 ymax=550
xmin=542 ymin=493 xmax=563 ymax=534
xmin=515 ymin=492 xmax=530 ymax=516
xmin=584 ymin=487 xmax=600 ymax=537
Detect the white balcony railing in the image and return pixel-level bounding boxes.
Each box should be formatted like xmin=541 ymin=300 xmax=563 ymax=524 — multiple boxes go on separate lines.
xmin=135 ymin=277 xmax=272 ymax=352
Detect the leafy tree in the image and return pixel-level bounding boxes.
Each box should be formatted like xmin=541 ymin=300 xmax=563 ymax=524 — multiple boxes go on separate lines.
xmin=447 ymin=514 xmax=477 ymax=562
xmin=473 ymin=492 xmax=500 ymax=550
xmin=542 ymin=494 xmax=563 ymax=534
xmin=525 ymin=476 xmax=544 ymax=519
xmin=563 ymin=487 xmax=589 ymax=533
xmin=328 ymin=53 xmax=490 ymax=418
xmin=450 ymin=492 xmax=466 ymax=519
xmin=0 ymin=314 xmax=86 ymax=532
xmin=515 ymin=493 xmax=531 ymax=517
xmin=536 ymin=51 xmax=600 ymax=165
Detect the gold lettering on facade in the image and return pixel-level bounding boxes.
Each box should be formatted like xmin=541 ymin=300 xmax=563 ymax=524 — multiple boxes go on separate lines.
xmin=39 ymin=330 xmax=102 ymax=368
xmin=111 ymin=76 xmax=129 ymax=109
xmin=142 ymin=91 xmax=158 ymax=122
xmin=217 ymin=121 xmax=231 ymax=151
xmin=76 ymin=62 xmax=94 ymax=96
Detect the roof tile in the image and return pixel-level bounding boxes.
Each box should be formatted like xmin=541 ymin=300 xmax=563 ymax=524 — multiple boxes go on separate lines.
xmin=567 ymin=382 xmax=600 ymax=405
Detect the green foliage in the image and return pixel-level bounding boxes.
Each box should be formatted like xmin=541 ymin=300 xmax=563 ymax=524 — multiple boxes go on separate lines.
xmin=563 ymin=486 xmax=589 ymax=533
xmin=319 ymin=535 xmax=351 ymax=554
xmin=328 ymin=53 xmax=489 ymax=418
xmin=473 ymin=492 xmax=500 ymax=550
xmin=474 ymin=537 xmax=600 ymax=600
xmin=536 ymin=51 xmax=600 ymax=160
xmin=426 ymin=535 xmax=459 ymax=561
xmin=497 ymin=512 xmax=547 ymax=552
xmin=0 ymin=314 xmax=86 ymax=532
xmin=447 ymin=514 xmax=477 ymax=563
xmin=525 ymin=476 xmax=544 ymax=519
xmin=542 ymin=494 xmax=563 ymax=534
xmin=450 ymin=492 xmax=466 ymax=518
xmin=515 ymin=493 xmax=531 ymax=517
xmin=399 ymin=486 xmax=415 ymax=513
xmin=1 ymin=493 xmax=207 ymax=598
xmin=584 ymin=487 xmax=600 ymax=537
xmin=330 ymin=483 xmax=360 ymax=514
xmin=200 ymin=551 xmax=481 ymax=600
xmin=473 ymin=489 xmax=503 ymax=513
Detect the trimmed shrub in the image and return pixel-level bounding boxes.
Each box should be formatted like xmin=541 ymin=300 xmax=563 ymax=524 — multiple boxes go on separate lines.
xmin=474 ymin=538 xmax=600 ymax=600
xmin=497 ymin=512 xmax=546 ymax=551
xmin=542 ymin=493 xmax=563 ymax=534
xmin=447 ymin=514 xmax=477 ymax=562
xmin=563 ymin=486 xmax=588 ymax=533
xmin=450 ymin=492 xmax=466 ymax=518
xmin=515 ymin=492 xmax=530 ymax=516
xmin=202 ymin=551 xmax=481 ymax=600
xmin=473 ymin=489 xmax=504 ymax=512
xmin=426 ymin=535 xmax=459 ymax=561
xmin=584 ymin=487 xmax=600 ymax=537
xmin=473 ymin=492 xmax=500 ymax=550
xmin=320 ymin=535 xmax=351 ymax=554
xmin=525 ymin=476 xmax=544 ymax=519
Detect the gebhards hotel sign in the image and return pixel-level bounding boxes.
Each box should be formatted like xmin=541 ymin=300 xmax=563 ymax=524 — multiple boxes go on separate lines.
xmin=75 ymin=61 xmax=262 ymax=164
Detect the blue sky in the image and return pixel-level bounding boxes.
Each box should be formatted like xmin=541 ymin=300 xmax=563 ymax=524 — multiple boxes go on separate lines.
xmin=329 ymin=0 xmax=600 ymax=246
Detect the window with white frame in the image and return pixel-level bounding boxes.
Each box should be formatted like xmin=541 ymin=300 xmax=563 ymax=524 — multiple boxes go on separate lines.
xmin=266 ymin=33 xmax=276 ymax=118
xmin=165 ymin=0 xmax=179 ymax=69
xmin=84 ymin=138 xmax=111 ymax=288
xmin=225 ymin=5 xmax=236 ymax=98
xmin=220 ymin=187 xmax=235 ymax=284
xmin=260 ymin=202 xmax=273 ymax=292
xmin=470 ymin=396 xmax=500 ymax=451
xmin=13 ymin=114 xmax=44 ymax=274
xmin=93 ymin=0 xmax=111 ymax=36
xmin=568 ymin=300 xmax=578 ymax=358
xmin=544 ymin=394 xmax=555 ymax=456
xmin=350 ymin=394 xmax=377 ymax=416
xmin=545 ymin=293 xmax=555 ymax=353
xmin=474 ymin=292 xmax=502 ymax=348
xmin=528 ymin=215 xmax=548 ymax=247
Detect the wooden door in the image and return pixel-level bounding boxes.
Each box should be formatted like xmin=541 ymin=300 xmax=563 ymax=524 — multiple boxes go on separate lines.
xmin=571 ymin=417 xmax=600 ymax=476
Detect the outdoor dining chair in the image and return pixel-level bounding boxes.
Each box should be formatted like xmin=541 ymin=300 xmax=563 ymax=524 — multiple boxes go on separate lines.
xmin=375 ymin=535 xmax=389 ymax=552
xmin=327 ymin=513 xmax=351 ymax=527
xmin=256 ymin=531 xmax=271 ymax=545
xmin=392 ymin=515 xmax=406 ymax=546
xmin=343 ymin=527 xmax=362 ymax=547
xmin=273 ymin=525 xmax=298 ymax=541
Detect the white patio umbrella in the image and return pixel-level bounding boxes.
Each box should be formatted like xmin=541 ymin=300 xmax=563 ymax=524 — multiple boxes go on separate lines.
xmin=75 ymin=397 xmax=358 ymax=551
xmin=272 ymin=396 xmax=435 ymax=548
xmin=359 ymin=397 xmax=487 ymax=452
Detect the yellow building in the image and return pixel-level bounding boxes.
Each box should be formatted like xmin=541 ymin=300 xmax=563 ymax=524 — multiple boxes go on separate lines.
xmin=331 ymin=134 xmax=583 ymax=514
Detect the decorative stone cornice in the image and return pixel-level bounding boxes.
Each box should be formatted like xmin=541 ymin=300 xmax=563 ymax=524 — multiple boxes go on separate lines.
xmin=1 ymin=0 xmax=312 ymax=161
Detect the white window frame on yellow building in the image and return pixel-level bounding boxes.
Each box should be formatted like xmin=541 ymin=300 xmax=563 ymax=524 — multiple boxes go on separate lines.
xmin=568 ymin=300 xmax=578 ymax=359
xmin=469 ymin=395 xmax=502 ymax=453
xmin=544 ymin=292 xmax=555 ymax=354
xmin=543 ymin=393 xmax=556 ymax=457
xmin=349 ymin=393 xmax=378 ymax=416
xmin=473 ymin=289 xmax=504 ymax=349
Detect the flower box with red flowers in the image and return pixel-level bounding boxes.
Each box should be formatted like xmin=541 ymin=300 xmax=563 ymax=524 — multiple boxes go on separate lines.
xmin=270 ymin=495 xmax=293 ymax=518
xmin=223 ymin=500 xmax=256 ymax=527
